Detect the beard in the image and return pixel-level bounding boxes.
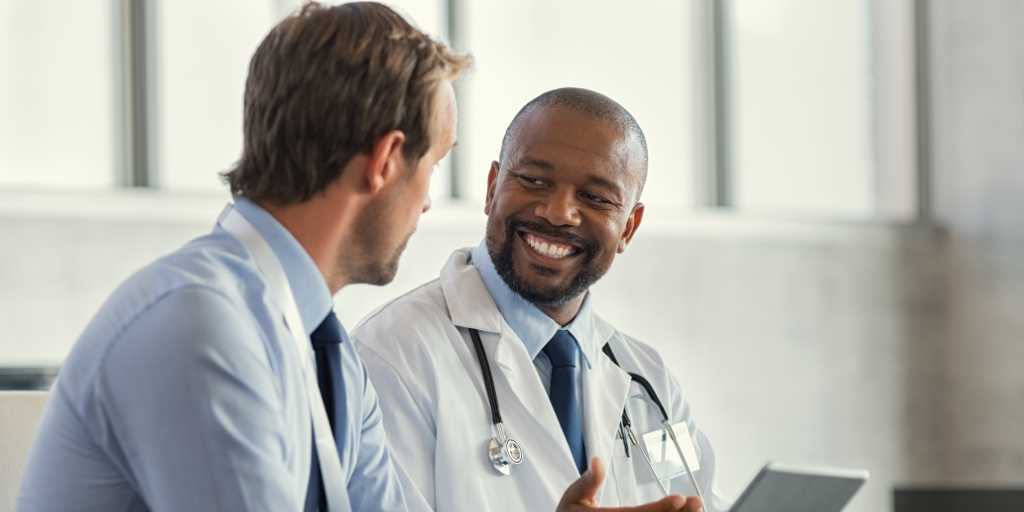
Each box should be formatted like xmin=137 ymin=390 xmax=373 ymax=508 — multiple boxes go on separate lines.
xmin=487 ymin=215 xmax=605 ymax=308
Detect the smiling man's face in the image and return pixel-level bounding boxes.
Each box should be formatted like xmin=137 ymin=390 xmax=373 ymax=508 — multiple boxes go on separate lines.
xmin=483 ymin=105 xmax=645 ymax=312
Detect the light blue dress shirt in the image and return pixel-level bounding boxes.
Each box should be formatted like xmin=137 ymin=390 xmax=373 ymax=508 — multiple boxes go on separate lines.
xmin=469 ymin=242 xmax=598 ymax=424
xmin=17 ymin=198 xmax=406 ymax=512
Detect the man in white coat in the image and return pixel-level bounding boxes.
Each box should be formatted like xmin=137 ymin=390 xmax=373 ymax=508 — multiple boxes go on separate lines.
xmin=353 ymin=88 xmax=727 ymax=512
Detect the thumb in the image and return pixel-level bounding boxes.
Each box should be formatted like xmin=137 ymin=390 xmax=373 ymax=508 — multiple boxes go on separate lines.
xmin=558 ymin=457 xmax=605 ymax=509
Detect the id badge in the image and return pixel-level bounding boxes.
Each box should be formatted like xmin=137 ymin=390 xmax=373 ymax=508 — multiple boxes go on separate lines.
xmin=641 ymin=421 xmax=700 ymax=482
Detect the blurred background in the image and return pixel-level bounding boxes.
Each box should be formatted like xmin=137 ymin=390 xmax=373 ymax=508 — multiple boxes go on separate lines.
xmin=1 ymin=0 xmax=1023 ymax=510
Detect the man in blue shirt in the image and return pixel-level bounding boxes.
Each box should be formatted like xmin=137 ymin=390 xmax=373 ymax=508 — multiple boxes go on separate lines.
xmin=17 ymin=3 xmax=466 ymax=511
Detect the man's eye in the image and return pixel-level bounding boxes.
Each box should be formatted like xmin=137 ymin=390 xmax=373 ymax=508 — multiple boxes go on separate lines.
xmin=581 ymin=192 xmax=608 ymax=204
xmin=519 ymin=175 xmax=545 ymax=186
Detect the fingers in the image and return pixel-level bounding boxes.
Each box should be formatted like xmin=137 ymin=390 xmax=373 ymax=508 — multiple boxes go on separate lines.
xmin=682 ymin=496 xmax=704 ymax=512
xmin=573 ymin=493 xmax=692 ymax=512
xmin=557 ymin=457 xmax=607 ymax=510
xmin=556 ymin=458 xmax=702 ymax=512
xmin=617 ymin=494 xmax=686 ymax=512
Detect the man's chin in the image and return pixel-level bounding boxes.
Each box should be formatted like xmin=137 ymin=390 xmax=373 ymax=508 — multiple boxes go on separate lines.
xmin=508 ymin=276 xmax=582 ymax=308
xmin=350 ymin=254 xmax=402 ymax=286
xmin=363 ymin=239 xmax=409 ymax=286
xmin=361 ymin=268 xmax=397 ymax=286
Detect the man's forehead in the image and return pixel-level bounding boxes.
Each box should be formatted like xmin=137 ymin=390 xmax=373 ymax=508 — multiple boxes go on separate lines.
xmin=509 ymin=107 xmax=619 ymax=152
xmin=504 ymin=106 xmax=643 ymax=178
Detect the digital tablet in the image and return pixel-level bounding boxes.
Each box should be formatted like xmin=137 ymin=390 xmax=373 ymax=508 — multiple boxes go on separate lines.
xmin=729 ymin=462 xmax=869 ymax=512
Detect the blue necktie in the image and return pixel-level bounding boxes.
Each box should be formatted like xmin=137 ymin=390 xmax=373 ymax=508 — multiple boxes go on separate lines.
xmin=305 ymin=310 xmax=347 ymax=512
xmin=543 ymin=330 xmax=587 ymax=474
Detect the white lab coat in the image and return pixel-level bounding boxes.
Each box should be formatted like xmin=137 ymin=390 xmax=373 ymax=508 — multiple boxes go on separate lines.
xmin=353 ymin=248 xmax=730 ymax=512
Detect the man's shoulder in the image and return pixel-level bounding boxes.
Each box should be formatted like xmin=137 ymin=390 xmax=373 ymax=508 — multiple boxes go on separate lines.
xmin=352 ymin=278 xmax=471 ymax=374
xmin=99 ymin=233 xmax=256 ymax=325
xmin=153 ymin=230 xmax=258 ymax=290
xmin=353 ymin=278 xmax=448 ymax=336
xmin=60 ymin=231 xmax=269 ymax=388
xmin=597 ymin=314 xmax=671 ymax=372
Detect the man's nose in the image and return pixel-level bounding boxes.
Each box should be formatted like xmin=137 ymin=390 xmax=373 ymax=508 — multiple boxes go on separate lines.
xmin=535 ymin=188 xmax=579 ymax=226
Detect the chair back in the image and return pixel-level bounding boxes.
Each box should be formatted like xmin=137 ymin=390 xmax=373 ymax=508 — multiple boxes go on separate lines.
xmin=0 ymin=391 xmax=49 ymax=512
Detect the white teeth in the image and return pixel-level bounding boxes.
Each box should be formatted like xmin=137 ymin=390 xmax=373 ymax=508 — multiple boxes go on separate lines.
xmin=525 ymin=235 xmax=573 ymax=259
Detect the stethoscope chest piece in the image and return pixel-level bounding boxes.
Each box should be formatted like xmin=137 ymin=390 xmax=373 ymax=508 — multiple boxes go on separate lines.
xmin=488 ymin=433 xmax=523 ymax=475
xmin=469 ymin=328 xmax=525 ymax=476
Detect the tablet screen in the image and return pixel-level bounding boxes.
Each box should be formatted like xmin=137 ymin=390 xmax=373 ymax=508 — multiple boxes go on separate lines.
xmin=730 ymin=462 xmax=868 ymax=512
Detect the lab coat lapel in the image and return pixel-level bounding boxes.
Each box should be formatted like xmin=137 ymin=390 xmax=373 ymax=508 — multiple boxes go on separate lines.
xmin=441 ymin=249 xmax=503 ymax=334
xmin=581 ymin=318 xmax=631 ymax=503
xmin=439 ymin=249 xmax=582 ymax=481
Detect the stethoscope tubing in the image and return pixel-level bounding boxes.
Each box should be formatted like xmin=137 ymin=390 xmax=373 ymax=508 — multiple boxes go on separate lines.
xmin=469 ymin=328 xmax=503 ymax=425
xmin=603 ymin=344 xmax=705 ymax=507
xmin=468 ymin=327 xmax=704 ymax=509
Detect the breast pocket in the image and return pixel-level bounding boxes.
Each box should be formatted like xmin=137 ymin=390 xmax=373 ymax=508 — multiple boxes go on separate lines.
xmin=607 ymin=432 xmax=639 ymax=506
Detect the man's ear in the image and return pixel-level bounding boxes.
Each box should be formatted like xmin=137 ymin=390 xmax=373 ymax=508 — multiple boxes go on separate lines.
xmin=364 ymin=130 xmax=406 ymax=194
xmin=483 ymin=161 xmax=500 ymax=215
xmin=617 ymin=202 xmax=644 ymax=254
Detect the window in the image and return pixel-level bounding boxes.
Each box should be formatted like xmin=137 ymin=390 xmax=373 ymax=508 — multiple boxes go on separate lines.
xmin=156 ymin=0 xmax=449 ymax=195
xmin=0 ymin=0 xmax=917 ymax=221
xmin=455 ymin=0 xmax=697 ymax=213
xmin=156 ymin=0 xmax=278 ymax=192
xmin=0 ymin=2 xmax=115 ymax=190
xmin=727 ymin=0 xmax=876 ymax=217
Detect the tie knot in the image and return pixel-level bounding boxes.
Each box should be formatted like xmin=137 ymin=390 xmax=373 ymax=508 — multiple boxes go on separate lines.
xmin=543 ymin=330 xmax=579 ymax=368
xmin=310 ymin=310 xmax=346 ymax=348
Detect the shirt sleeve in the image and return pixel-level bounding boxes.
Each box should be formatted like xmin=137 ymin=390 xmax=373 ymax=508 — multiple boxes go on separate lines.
xmin=85 ymin=285 xmax=303 ymax=512
xmin=344 ymin=349 xmax=409 ymax=511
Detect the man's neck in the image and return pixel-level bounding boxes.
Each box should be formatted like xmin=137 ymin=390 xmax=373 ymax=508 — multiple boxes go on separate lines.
xmin=534 ymin=293 xmax=586 ymax=327
xmin=258 ymin=198 xmax=352 ymax=295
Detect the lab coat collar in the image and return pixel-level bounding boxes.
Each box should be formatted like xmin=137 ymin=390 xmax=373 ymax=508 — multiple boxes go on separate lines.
xmin=440 ymin=248 xmax=504 ymax=334
xmin=592 ymin=313 xmax=618 ymax=354
xmin=469 ymin=242 xmax=604 ymax=370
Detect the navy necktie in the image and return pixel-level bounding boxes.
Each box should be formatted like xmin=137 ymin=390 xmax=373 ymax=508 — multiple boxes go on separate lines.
xmin=305 ymin=310 xmax=346 ymax=512
xmin=543 ymin=330 xmax=587 ymax=474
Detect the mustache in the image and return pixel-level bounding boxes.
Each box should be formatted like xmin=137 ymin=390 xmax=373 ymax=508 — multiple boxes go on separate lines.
xmin=504 ymin=217 xmax=597 ymax=254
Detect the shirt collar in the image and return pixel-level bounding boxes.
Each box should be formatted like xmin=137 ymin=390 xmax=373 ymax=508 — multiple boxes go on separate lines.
xmin=470 ymin=241 xmax=598 ymax=369
xmin=231 ymin=197 xmax=334 ymax=335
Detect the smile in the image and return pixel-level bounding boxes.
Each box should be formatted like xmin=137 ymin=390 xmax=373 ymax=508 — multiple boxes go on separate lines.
xmin=521 ymin=232 xmax=579 ymax=259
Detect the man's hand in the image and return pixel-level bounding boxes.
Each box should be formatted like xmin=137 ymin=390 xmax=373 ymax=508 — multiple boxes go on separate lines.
xmin=556 ymin=457 xmax=704 ymax=512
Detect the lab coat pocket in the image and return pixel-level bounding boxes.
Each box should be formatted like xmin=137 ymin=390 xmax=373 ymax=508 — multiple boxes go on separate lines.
xmin=608 ymin=437 xmax=638 ymax=506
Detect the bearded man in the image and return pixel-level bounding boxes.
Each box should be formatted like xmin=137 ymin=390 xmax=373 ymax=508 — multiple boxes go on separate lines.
xmin=352 ymin=88 xmax=729 ymax=512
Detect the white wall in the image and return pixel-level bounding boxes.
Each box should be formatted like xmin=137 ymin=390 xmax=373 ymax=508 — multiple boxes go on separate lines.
xmin=907 ymin=0 xmax=1024 ymax=484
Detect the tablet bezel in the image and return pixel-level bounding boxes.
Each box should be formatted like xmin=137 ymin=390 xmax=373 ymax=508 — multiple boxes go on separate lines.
xmin=729 ymin=461 xmax=869 ymax=512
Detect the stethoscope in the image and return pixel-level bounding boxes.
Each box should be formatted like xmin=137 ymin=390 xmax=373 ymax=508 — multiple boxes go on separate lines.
xmin=469 ymin=328 xmax=524 ymax=475
xmin=468 ymin=328 xmax=704 ymax=505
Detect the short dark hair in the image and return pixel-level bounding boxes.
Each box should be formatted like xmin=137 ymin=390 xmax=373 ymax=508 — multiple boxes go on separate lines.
xmin=224 ymin=2 xmax=470 ymax=205
xmin=499 ymin=87 xmax=648 ymax=202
